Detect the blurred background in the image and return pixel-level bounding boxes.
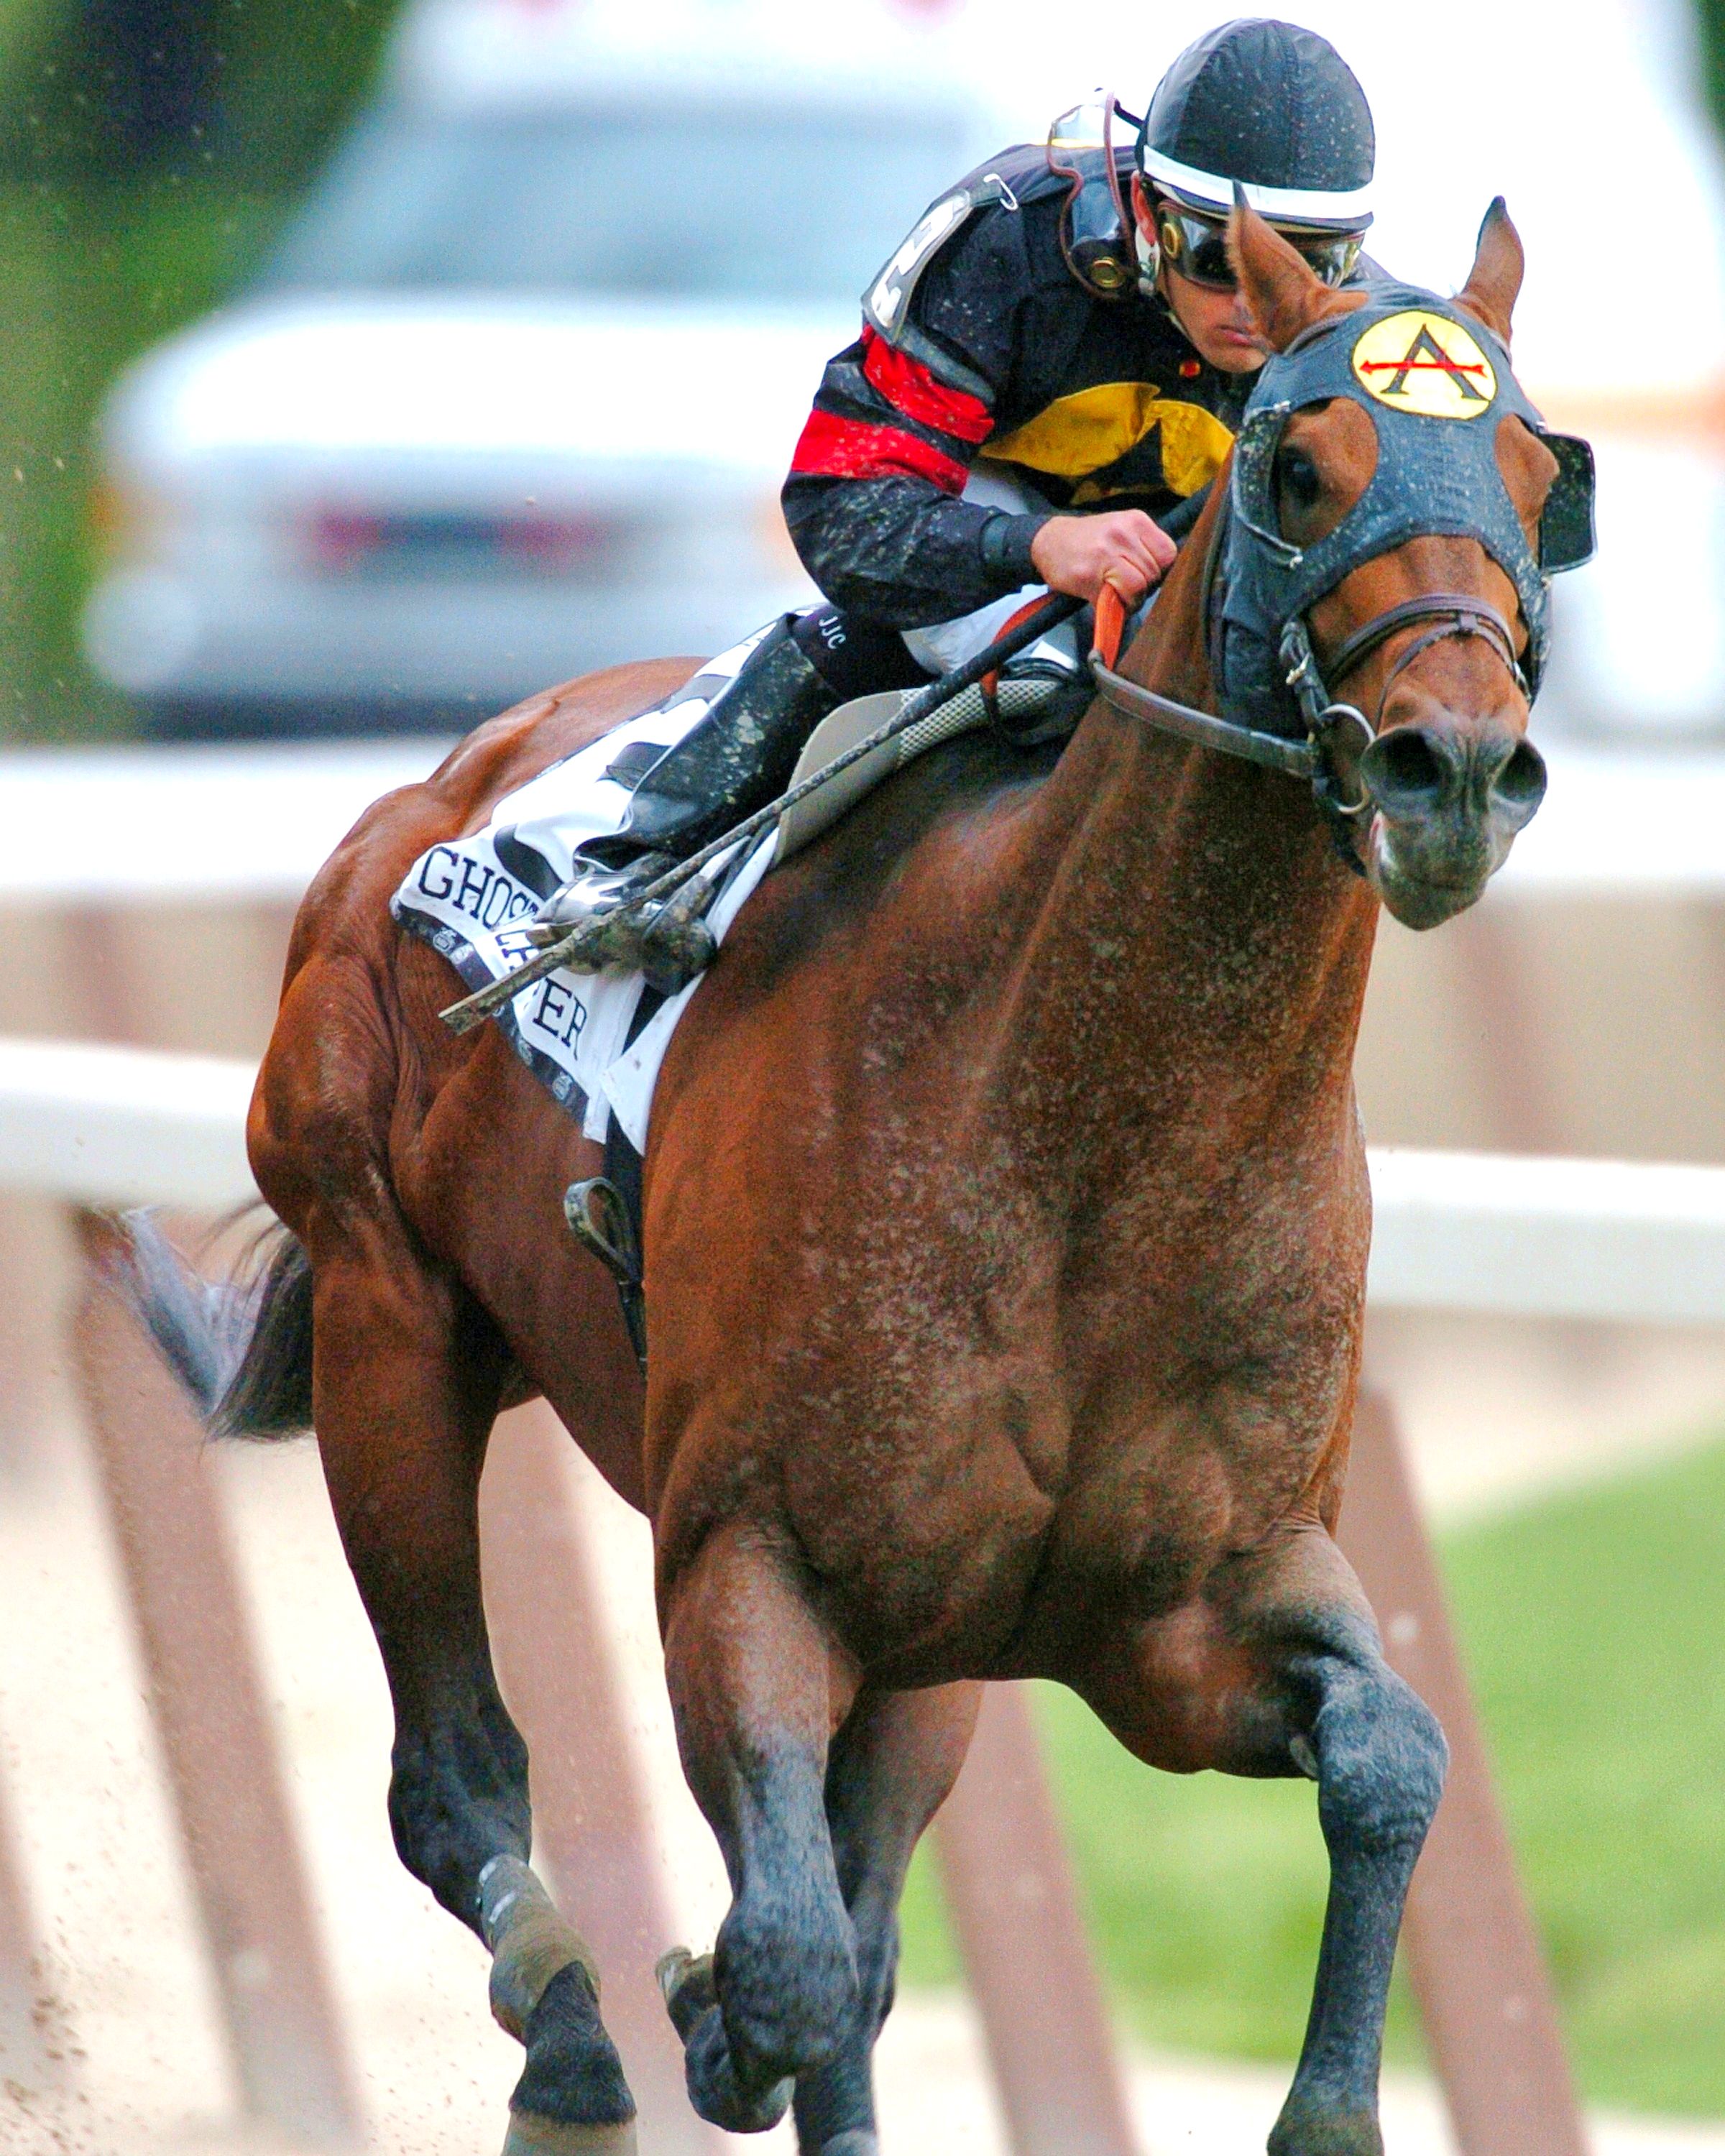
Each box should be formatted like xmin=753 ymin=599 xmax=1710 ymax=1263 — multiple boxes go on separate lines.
xmin=4 ymin=0 xmax=1725 ymax=2152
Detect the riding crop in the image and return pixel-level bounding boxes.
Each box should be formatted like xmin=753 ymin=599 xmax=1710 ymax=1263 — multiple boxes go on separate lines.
xmin=439 ymin=591 xmax=1085 ymax=1035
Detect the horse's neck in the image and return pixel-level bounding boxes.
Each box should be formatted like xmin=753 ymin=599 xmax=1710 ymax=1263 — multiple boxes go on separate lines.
xmin=1005 ymin=489 xmax=1379 ymax=1169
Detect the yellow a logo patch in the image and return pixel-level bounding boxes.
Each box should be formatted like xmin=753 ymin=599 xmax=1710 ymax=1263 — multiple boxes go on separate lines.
xmin=1351 ymin=310 xmax=1496 ymax=418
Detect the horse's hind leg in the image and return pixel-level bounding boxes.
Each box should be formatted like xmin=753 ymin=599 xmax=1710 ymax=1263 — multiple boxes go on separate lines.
xmin=657 ymin=1521 xmax=865 ymax=2132
xmin=791 ymin=1682 xmax=982 ymax=2156
xmin=308 ymin=1223 xmax=635 ymax=2153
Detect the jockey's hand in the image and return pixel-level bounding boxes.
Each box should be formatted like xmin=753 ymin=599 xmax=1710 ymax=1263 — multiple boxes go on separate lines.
xmin=1030 ymin=512 xmax=1177 ymax=606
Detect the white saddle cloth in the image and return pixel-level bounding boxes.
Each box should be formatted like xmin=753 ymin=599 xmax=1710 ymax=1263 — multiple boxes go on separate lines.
xmin=392 ymin=630 xmax=776 ymax=1152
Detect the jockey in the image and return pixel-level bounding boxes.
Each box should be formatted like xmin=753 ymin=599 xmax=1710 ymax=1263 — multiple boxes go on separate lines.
xmin=543 ymin=18 xmax=1378 ymax=944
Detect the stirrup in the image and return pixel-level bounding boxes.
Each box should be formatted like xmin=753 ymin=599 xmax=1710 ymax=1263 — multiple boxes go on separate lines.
xmin=528 ymin=854 xmax=671 ymax=945
xmin=527 ymin=854 xmax=719 ymax=995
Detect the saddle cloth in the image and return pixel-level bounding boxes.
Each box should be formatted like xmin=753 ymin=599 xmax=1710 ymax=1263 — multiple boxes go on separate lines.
xmin=392 ymin=625 xmax=1071 ymax=1152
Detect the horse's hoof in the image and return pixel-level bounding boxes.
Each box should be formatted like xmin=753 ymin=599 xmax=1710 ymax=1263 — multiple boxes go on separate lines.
xmin=684 ymin=2003 xmax=794 ymax=2134
xmin=818 ymin=2135 xmax=880 ymax=2156
xmin=1267 ymin=2102 xmax=1384 ymax=2156
xmin=502 ymin=2113 xmax=638 ymax=2156
xmin=656 ymin=1945 xmax=717 ymax=2040
xmin=510 ymin=1965 xmax=635 ymax=2134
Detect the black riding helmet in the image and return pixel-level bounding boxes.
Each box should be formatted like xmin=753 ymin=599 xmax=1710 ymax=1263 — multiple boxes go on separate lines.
xmin=1138 ymin=19 xmax=1376 ymax=230
xmin=1049 ymin=22 xmax=1374 ymax=300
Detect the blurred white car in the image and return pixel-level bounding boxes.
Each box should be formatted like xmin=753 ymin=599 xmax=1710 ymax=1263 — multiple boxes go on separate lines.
xmin=82 ymin=0 xmax=991 ymax=737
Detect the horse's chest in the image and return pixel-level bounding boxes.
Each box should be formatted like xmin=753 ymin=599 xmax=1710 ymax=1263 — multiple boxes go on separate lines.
xmin=777 ymin=1325 xmax=1335 ymax=1678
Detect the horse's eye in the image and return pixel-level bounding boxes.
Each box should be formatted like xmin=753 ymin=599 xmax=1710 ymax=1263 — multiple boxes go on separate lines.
xmin=1278 ymin=447 xmax=1322 ymax=510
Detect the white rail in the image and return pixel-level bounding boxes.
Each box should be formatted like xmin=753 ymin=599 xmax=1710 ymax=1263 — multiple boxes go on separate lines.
xmin=5 ymin=1038 xmax=1725 ymax=1325
xmin=0 ymin=1038 xmax=257 ymax=1209
xmin=1 ymin=740 xmax=1723 ymax=900
xmin=1366 ymin=1148 xmax=1725 ymax=1325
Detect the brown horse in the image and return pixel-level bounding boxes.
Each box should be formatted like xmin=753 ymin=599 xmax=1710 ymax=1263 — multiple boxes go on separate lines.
xmin=129 ymin=204 xmax=1560 ymax=2156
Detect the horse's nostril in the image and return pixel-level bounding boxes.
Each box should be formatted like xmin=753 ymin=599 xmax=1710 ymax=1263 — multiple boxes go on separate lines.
xmin=1361 ymin=726 xmax=1451 ymax=814
xmin=1493 ymin=737 xmax=1548 ymax=814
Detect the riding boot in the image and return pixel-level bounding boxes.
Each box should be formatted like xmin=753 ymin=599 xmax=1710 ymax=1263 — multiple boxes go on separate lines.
xmin=584 ymin=619 xmax=841 ymax=872
xmin=532 ymin=619 xmax=842 ymax=986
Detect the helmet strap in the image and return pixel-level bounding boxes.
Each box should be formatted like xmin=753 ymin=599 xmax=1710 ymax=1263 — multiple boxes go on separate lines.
xmin=1133 ymin=199 xmax=1160 ymax=297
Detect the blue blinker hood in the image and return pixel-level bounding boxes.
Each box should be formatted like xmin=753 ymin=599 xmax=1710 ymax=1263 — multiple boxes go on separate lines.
xmin=1213 ymin=283 xmax=1596 ymax=732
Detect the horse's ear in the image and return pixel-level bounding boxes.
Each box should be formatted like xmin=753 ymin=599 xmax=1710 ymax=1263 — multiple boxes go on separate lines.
xmin=1455 ymin=197 xmax=1524 ymax=347
xmin=1227 ymin=187 xmax=1333 ymax=352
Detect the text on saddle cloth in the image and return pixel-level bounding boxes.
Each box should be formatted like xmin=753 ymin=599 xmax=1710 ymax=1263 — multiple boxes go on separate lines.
xmin=390 ymin=627 xmax=774 ymax=1153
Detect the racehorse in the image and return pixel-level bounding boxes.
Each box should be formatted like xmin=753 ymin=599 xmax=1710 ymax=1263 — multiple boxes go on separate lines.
xmin=127 ymin=202 xmax=1566 ymax=2156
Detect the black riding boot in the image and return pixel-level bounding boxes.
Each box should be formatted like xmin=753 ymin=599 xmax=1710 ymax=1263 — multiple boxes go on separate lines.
xmin=530 ymin=617 xmax=845 ymax=991
xmin=588 ymin=618 xmax=842 ymax=871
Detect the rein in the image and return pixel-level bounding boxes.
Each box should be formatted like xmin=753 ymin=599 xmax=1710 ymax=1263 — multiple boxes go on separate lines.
xmin=1088 ymin=606 xmax=1317 ymax=780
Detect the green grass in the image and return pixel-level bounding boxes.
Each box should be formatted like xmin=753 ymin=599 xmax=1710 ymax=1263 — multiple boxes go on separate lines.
xmin=898 ymin=1437 xmax=1725 ymax=2118
xmin=0 ymin=176 xmax=290 ymax=739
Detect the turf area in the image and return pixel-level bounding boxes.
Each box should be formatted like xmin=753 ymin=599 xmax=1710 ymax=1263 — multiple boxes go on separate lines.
xmin=896 ymin=1434 xmax=1725 ymax=2117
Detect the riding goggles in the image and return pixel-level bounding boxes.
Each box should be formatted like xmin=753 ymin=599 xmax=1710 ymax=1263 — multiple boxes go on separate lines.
xmin=1157 ymin=205 xmax=1363 ymax=292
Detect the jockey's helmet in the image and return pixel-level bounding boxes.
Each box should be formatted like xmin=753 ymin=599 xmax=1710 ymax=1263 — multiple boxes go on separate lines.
xmin=1137 ymin=19 xmax=1374 ymax=288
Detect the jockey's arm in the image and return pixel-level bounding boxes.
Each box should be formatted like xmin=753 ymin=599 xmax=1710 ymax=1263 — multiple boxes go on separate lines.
xmin=781 ymin=200 xmax=1172 ymax=627
xmin=780 ymin=345 xmax=1039 ymax=629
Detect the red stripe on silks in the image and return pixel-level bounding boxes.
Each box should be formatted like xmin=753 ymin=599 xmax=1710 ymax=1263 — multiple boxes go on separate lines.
xmin=860 ymin=326 xmax=993 ymax=446
xmin=789 ymin=409 xmax=970 ymax=493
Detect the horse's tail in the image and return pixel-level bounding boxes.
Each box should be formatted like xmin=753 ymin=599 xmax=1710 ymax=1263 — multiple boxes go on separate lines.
xmin=116 ymin=1210 xmax=314 ymax=1440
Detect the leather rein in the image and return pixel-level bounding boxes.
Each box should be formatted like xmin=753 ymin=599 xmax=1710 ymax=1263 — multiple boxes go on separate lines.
xmin=1087 ymin=508 xmax=1530 ymax=845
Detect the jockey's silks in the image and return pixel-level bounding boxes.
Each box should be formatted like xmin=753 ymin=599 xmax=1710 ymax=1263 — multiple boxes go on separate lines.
xmin=783 ymin=141 xmax=1266 ymax=631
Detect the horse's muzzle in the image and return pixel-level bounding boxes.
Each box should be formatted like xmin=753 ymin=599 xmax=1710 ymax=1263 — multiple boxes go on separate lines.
xmin=1356 ymin=712 xmax=1547 ymax=929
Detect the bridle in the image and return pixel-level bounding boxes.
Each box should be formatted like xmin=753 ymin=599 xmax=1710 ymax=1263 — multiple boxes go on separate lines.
xmin=1087 ymin=281 xmax=1593 ymax=867
xmin=1089 ymin=550 xmax=1530 ymax=858
xmin=1278 ymin=588 xmax=1529 ymax=826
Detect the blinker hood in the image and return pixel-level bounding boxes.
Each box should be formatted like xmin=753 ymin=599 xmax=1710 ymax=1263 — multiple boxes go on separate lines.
xmin=1215 ymin=285 xmax=1597 ymax=730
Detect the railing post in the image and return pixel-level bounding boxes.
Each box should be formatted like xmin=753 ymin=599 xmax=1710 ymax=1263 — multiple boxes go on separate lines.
xmin=933 ymin=1682 xmax=1138 ymax=2156
xmin=1339 ymin=1385 xmax=1590 ymax=2156
xmin=72 ymin=1210 xmax=364 ymax=2150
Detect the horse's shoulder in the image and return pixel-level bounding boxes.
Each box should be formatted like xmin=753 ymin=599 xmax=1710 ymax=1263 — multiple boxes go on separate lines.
xmin=767 ymin=730 xmax=1062 ymax=934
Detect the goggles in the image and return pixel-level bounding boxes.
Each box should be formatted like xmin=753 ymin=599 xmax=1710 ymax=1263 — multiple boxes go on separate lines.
xmin=1157 ymin=203 xmax=1363 ymax=292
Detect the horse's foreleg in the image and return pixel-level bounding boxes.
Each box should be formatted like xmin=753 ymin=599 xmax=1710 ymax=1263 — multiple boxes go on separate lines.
xmin=658 ymin=1520 xmax=862 ymax=2132
xmin=308 ymin=1229 xmax=635 ymax=2154
xmin=1087 ymin=1529 xmax=1445 ymax=2156
xmin=791 ymin=1681 xmax=982 ymax=2156
xmin=1267 ymin=1610 xmax=1445 ymax=2156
